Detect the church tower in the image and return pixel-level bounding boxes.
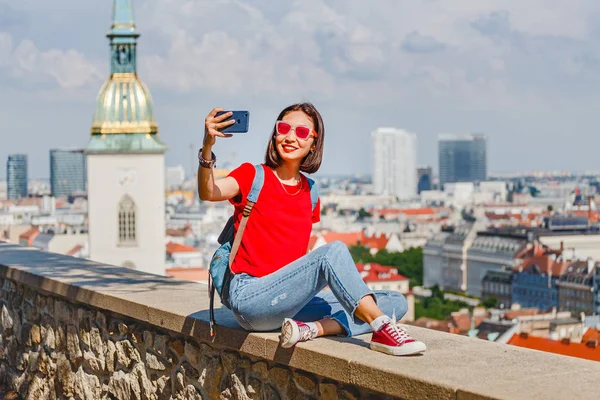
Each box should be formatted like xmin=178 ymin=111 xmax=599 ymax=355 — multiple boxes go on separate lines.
xmin=86 ymin=0 xmax=167 ymax=275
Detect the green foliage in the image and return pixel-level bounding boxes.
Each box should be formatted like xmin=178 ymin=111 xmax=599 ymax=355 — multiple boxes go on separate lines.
xmin=415 ymin=285 xmax=469 ymax=320
xmin=349 ymin=245 xmax=423 ymax=287
xmin=482 ymin=297 xmax=498 ymax=309
xmin=356 ymin=208 xmax=372 ymax=221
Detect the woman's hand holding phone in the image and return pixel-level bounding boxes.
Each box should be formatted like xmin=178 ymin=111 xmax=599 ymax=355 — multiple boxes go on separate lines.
xmin=203 ymin=108 xmax=235 ymax=148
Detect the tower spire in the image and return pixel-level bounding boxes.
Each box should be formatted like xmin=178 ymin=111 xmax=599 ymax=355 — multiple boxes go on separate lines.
xmin=107 ymin=0 xmax=139 ymax=75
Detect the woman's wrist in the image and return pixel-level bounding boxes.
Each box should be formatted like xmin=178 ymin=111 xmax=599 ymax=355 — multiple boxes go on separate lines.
xmin=199 ymin=147 xmax=217 ymax=169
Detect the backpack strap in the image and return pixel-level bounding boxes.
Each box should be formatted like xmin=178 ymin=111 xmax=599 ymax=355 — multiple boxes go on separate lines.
xmin=228 ymin=164 xmax=264 ymax=268
xmin=307 ymin=176 xmax=319 ymax=211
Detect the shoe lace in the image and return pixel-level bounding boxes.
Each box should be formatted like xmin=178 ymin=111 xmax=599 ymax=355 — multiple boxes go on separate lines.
xmin=298 ymin=323 xmax=316 ymax=342
xmin=385 ymin=321 xmax=412 ymax=344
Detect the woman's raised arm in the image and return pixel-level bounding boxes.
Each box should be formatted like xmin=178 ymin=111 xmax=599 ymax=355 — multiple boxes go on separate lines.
xmin=197 ymin=108 xmax=240 ymax=202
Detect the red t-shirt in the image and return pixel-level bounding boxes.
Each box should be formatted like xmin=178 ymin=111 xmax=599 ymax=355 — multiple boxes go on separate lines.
xmin=227 ymin=163 xmax=320 ymax=277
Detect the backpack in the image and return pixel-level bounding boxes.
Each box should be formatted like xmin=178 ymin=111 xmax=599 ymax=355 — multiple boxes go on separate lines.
xmin=208 ymin=164 xmax=319 ymax=337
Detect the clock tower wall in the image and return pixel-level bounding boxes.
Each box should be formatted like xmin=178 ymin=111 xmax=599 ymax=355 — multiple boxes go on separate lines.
xmin=87 ymin=153 xmax=165 ymax=275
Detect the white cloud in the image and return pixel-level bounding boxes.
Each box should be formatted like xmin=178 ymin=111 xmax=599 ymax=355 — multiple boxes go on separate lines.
xmin=0 ymin=32 xmax=101 ymax=89
xmin=127 ymin=0 xmax=600 ymax=110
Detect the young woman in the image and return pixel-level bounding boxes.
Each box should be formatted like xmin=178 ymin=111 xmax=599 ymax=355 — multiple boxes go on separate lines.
xmin=198 ymin=103 xmax=426 ymax=356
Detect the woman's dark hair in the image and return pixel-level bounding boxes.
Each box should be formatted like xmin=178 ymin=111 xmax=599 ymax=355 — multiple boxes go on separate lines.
xmin=264 ymin=102 xmax=324 ymax=174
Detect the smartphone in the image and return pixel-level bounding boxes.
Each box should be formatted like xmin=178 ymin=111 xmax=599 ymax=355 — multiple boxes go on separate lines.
xmin=215 ymin=110 xmax=250 ymax=133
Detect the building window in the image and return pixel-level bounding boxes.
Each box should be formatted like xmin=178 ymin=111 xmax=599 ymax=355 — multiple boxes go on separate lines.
xmin=118 ymin=195 xmax=137 ymax=246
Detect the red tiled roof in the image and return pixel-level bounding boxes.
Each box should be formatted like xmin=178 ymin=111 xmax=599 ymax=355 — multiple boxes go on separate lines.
xmin=375 ymin=207 xmax=449 ymax=217
xmin=515 ymin=255 xmax=571 ymax=277
xmin=448 ymin=312 xmax=487 ymax=333
xmin=356 ymin=263 xmax=408 ymax=282
xmin=166 ymin=225 xmax=193 ymax=237
xmin=318 ymin=231 xmax=389 ymax=250
xmin=19 ymin=228 xmax=39 ymax=241
xmin=508 ymin=334 xmax=600 ymax=362
xmin=504 ymin=309 xmax=540 ymax=320
xmin=166 ymin=268 xmax=209 ymax=282
xmin=409 ymin=317 xmax=450 ymax=332
xmin=320 ymin=232 xmax=363 ymax=247
xmin=360 ymin=232 xmax=388 ymax=250
xmin=582 ymin=328 xmax=600 ymax=344
xmin=67 ymin=245 xmax=83 ymax=256
xmin=166 ymin=242 xmax=199 ymax=254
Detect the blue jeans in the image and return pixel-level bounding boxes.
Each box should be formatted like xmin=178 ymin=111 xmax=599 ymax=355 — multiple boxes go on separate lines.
xmin=228 ymin=241 xmax=408 ymax=337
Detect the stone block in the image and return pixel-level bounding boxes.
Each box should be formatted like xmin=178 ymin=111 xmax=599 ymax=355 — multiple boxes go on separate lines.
xmin=118 ymin=322 xmax=129 ymax=336
xmin=22 ymin=302 xmax=40 ymax=323
xmin=74 ymin=367 xmax=101 ymax=400
xmin=55 ymin=301 xmax=73 ymax=323
xmin=115 ymin=340 xmax=141 ymax=370
xmin=105 ymin=340 xmax=116 ymax=373
xmin=153 ymin=334 xmax=168 ymax=356
xmin=30 ymin=325 xmax=41 ymax=345
xmin=2 ymin=304 xmax=14 ymax=336
xmin=42 ymin=326 xmax=55 ymax=351
xmin=55 ymin=325 xmax=66 ymax=352
xmin=269 ymin=366 xmax=291 ymax=392
xmin=292 ymin=371 xmax=317 ymax=397
xmin=89 ymin=327 xmax=103 ymax=358
xmin=16 ymin=352 xmax=29 ymax=372
xmin=108 ymin=370 xmax=133 ymax=400
xmin=56 ymin=354 xmax=75 ymax=398
xmin=66 ymin=325 xmax=82 ymax=361
xmin=132 ymin=363 xmax=154 ymax=400
xmin=146 ymin=351 xmax=167 ymax=371
xmin=250 ymin=361 xmax=269 ymax=379
xmin=143 ymin=330 xmax=153 ymax=348
xmin=184 ymin=342 xmax=201 ymax=365
xmin=83 ymin=350 xmax=106 ymax=373
xmin=318 ymin=382 xmax=339 ymax=400
xmin=25 ymin=374 xmax=52 ymax=400
xmin=94 ymin=311 xmax=107 ymax=333
xmin=169 ymin=338 xmax=185 ymax=357
xmin=21 ymin=323 xmax=33 ymax=347
xmin=198 ymin=355 xmax=223 ymax=397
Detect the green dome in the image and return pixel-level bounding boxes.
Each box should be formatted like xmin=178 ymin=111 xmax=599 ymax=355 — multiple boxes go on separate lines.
xmin=91 ymin=74 xmax=158 ymax=135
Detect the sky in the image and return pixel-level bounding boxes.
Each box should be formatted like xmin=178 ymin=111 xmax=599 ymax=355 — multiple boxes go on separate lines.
xmin=2 ymin=0 xmax=600 ymax=179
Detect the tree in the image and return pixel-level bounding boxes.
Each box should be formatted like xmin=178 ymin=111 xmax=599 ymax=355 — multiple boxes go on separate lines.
xmin=482 ymin=297 xmax=498 ymax=309
xmin=356 ymin=208 xmax=372 ymax=221
xmin=349 ymin=245 xmax=424 ymax=287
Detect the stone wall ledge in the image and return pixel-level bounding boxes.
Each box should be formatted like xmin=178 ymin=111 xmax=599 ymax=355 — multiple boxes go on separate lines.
xmin=1 ymin=242 xmax=599 ymax=399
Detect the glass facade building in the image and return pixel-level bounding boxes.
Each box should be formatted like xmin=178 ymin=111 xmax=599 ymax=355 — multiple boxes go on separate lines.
xmin=6 ymin=154 xmax=28 ymax=200
xmin=417 ymin=166 xmax=432 ymax=193
xmin=50 ymin=149 xmax=87 ymax=197
xmin=438 ymin=134 xmax=487 ymax=189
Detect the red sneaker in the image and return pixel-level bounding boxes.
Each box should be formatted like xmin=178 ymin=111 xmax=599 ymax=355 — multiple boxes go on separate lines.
xmin=280 ymin=318 xmax=318 ymax=348
xmin=370 ymin=321 xmax=426 ymax=356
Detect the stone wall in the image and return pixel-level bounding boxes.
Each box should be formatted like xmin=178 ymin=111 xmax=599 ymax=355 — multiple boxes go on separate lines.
xmin=0 ymin=278 xmax=394 ymax=400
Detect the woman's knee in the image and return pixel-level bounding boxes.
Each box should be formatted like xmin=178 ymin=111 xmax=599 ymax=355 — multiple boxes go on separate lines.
xmin=375 ymin=291 xmax=408 ymax=318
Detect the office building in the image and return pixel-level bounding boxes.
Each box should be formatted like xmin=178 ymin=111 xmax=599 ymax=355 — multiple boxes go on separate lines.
xmin=7 ymin=154 xmax=28 ymax=200
xmin=166 ymin=165 xmax=185 ymax=189
xmin=372 ymin=128 xmax=417 ymax=200
xmin=438 ymin=134 xmax=487 ymax=189
xmin=417 ymin=165 xmax=432 ymax=193
xmin=50 ymin=149 xmax=87 ymax=197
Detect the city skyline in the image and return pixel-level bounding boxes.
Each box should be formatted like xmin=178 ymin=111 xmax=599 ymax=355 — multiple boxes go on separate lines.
xmin=4 ymin=1 xmax=600 ymax=179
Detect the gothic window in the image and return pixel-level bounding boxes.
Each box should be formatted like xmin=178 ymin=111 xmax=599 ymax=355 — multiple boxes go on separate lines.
xmin=118 ymin=195 xmax=137 ymax=246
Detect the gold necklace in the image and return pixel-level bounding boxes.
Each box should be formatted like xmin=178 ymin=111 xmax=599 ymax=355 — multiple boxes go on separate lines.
xmin=279 ymin=176 xmax=303 ymax=196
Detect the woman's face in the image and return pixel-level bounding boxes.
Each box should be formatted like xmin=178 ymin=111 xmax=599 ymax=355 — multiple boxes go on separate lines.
xmin=275 ymin=110 xmax=316 ymax=164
